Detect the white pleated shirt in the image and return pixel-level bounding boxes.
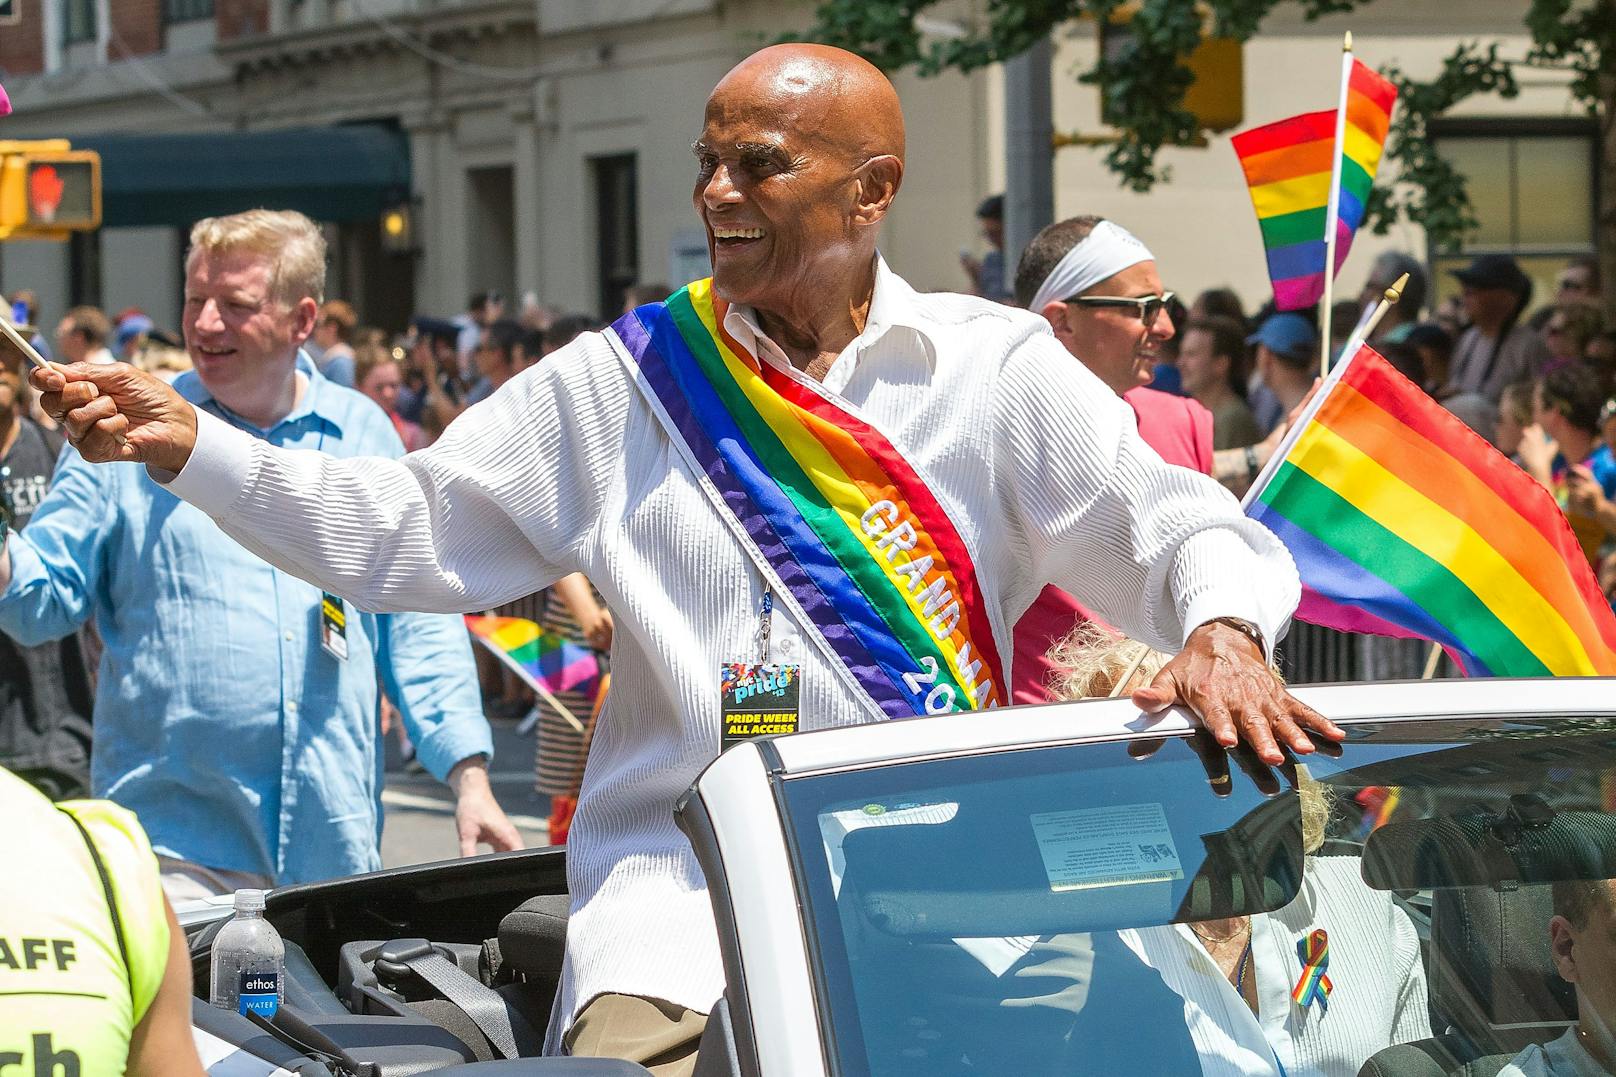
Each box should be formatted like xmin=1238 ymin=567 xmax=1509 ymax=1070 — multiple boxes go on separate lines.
xmin=163 ymin=258 xmax=1300 ymax=1038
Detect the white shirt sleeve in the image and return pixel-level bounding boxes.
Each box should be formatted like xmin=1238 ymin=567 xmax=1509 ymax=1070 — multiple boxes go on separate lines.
xmin=991 ymin=326 xmax=1299 ymax=654
xmin=162 ymin=335 xmax=629 ymax=613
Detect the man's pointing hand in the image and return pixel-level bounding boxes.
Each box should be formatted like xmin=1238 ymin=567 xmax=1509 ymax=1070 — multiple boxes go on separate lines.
xmin=30 ymin=362 xmax=198 ymax=473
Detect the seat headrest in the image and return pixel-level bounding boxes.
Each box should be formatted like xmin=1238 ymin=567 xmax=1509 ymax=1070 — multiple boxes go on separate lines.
xmin=1428 ymin=885 xmax=1575 ymax=1054
xmin=497 ymin=894 xmax=570 ymax=979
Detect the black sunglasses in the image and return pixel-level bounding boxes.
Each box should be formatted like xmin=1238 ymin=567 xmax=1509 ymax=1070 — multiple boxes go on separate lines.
xmin=1066 ymin=291 xmax=1176 ymax=326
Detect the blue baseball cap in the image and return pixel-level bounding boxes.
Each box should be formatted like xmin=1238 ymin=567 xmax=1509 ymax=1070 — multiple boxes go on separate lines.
xmin=1247 ymin=312 xmax=1318 ymax=364
xmin=114 ymin=314 xmax=154 ymax=353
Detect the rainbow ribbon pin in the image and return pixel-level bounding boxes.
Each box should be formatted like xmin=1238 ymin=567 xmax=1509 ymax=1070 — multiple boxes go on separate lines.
xmin=1292 ymin=929 xmax=1333 ymax=1011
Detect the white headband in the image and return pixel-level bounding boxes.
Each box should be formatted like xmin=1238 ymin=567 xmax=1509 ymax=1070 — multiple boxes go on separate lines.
xmin=1027 ymin=220 xmax=1155 ymax=314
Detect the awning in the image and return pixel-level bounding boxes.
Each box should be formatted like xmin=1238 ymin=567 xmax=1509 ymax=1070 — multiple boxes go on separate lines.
xmin=73 ymin=124 xmax=410 ymax=228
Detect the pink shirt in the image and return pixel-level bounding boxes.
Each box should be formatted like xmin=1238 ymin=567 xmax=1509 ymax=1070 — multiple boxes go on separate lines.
xmin=1010 ymin=387 xmax=1215 ymax=705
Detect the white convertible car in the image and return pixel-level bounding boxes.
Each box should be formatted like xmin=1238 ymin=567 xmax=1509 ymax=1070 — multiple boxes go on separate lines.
xmin=191 ymin=678 xmax=1616 ymax=1076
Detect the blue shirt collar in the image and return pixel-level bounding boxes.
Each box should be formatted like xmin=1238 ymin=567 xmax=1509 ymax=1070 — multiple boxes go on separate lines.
xmin=174 ymin=350 xmax=345 ymax=438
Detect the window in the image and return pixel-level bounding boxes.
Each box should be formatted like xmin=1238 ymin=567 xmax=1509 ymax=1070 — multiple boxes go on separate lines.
xmin=165 ymin=0 xmax=215 ymax=23
xmin=1431 ymin=121 xmax=1598 ymax=308
xmin=465 ymin=164 xmax=516 ymax=315
xmin=780 ymin=717 xmax=1616 ymax=1076
xmin=593 ymin=154 xmax=639 ymax=321
xmin=62 ymin=0 xmax=96 ymax=44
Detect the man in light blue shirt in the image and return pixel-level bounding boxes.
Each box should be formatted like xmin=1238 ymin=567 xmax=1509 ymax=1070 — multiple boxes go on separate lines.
xmin=0 ymin=209 xmax=521 ymax=895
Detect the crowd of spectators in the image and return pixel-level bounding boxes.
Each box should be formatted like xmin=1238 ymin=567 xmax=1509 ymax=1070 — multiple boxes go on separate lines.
xmin=1129 ymin=249 xmax=1616 ymax=608
xmin=958 ymin=201 xmax=1616 ymax=606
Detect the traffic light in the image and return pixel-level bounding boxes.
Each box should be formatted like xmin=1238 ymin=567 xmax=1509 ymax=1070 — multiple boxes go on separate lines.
xmin=380 ymin=201 xmax=417 ymax=255
xmin=0 ymin=142 xmax=102 ymax=239
xmin=1096 ymin=17 xmax=1244 ymax=135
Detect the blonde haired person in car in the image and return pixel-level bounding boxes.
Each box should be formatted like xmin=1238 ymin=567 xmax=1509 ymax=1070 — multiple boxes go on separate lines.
xmin=1030 ymin=626 xmax=1432 ymax=1077
xmin=0 ymin=766 xmax=205 ymax=1076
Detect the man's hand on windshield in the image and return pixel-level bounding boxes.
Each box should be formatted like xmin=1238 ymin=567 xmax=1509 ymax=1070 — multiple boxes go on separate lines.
xmin=30 ymin=362 xmax=197 ymax=473
xmin=448 ymin=756 xmax=525 ymax=854
xmin=1131 ymin=621 xmax=1344 ymax=766
xmin=1001 ymin=934 xmax=1096 ymax=1018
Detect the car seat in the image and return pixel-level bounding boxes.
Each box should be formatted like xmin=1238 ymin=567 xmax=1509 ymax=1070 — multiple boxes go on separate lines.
xmin=340 ymin=893 xmax=571 ymax=1061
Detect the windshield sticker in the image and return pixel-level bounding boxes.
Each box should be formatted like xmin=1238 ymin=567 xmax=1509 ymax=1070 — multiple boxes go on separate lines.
xmin=1029 ymin=803 xmax=1185 ymax=892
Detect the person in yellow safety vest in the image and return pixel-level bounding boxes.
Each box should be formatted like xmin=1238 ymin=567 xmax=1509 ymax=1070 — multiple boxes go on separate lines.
xmin=0 ymin=767 xmax=206 ymax=1076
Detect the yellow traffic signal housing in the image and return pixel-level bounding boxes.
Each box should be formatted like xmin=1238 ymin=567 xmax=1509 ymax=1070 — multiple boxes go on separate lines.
xmin=0 ymin=143 xmax=102 ymax=239
xmin=1094 ymin=13 xmax=1245 ymax=136
xmin=1182 ymin=36 xmax=1243 ymax=134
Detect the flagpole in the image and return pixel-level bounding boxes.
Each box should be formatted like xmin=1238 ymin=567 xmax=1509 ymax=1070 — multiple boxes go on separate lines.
xmin=1342 ymin=272 xmax=1408 ymax=358
xmin=1110 ymin=643 xmax=1151 ymax=698
xmin=1318 ymin=31 xmax=1355 ymax=379
xmin=1421 ymin=643 xmax=1443 ymax=679
xmin=1241 ymin=271 xmax=1408 ymax=511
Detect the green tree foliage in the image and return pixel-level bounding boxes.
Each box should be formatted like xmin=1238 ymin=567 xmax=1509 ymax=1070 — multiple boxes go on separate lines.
xmin=798 ymin=0 xmax=1616 ymax=256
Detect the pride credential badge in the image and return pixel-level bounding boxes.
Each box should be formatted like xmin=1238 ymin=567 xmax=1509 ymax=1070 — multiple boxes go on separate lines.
xmin=720 ymin=662 xmax=801 ymax=749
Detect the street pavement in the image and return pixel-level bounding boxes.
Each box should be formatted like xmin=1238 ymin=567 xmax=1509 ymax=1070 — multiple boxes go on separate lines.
xmin=380 ymin=711 xmax=554 ymax=868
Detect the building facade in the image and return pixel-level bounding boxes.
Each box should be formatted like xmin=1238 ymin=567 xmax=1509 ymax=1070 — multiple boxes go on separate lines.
xmin=0 ymin=0 xmax=1592 ymax=332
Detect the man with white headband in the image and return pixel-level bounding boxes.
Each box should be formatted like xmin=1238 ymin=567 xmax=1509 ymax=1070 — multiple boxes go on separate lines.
xmin=1020 ymin=217 xmax=1187 ymax=400
xmin=1012 ymin=216 xmax=1216 ymax=703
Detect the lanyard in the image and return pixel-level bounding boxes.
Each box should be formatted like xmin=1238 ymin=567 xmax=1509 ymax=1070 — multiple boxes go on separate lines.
xmin=758 ymin=590 xmax=773 ymax=664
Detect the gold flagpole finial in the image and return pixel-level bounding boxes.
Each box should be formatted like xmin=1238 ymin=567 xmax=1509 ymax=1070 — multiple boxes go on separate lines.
xmin=1384 ymin=271 xmax=1409 ymax=305
xmin=1344 ymin=31 xmax=1353 ymax=52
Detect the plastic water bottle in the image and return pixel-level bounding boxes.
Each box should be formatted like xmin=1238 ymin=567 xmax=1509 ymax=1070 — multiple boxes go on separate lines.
xmin=209 ymin=889 xmax=284 ymax=1018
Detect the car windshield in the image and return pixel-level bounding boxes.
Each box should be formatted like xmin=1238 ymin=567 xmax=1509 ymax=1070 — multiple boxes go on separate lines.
xmin=778 ymin=716 xmax=1616 ymax=1076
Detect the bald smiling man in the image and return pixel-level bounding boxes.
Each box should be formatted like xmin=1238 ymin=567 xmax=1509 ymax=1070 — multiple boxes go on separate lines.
xmin=32 ymin=45 xmax=1338 ymax=1069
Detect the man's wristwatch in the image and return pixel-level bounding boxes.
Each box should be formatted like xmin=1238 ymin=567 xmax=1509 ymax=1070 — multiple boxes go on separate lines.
xmin=1203 ymin=616 xmax=1266 ymax=657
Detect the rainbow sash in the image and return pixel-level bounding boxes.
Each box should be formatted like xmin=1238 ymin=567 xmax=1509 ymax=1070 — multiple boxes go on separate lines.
xmin=607 ymin=279 xmax=1005 ymax=719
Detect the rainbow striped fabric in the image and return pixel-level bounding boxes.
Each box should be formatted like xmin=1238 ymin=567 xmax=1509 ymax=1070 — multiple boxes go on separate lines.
xmin=1247 ymin=346 xmax=1616 ymax=676
xmin=611 ymin=279 xmax=1004 ymax=718
xmin=1292 ymin=929 xmax=1333 ymax=1010
xmin=464 ymin=615 xmax=603 ymax=698
xmin=1231 ymin=58 xmax=1397 ymax=310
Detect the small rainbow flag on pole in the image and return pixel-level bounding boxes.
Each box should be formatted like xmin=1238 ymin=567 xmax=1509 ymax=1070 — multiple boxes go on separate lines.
xmin=464 ymin=615 xmax=603 ymax=698
xmin=1245 ymin=345 xmax=1616 ymax=677
xmin=1232 ymin=56 xmax=1397 ymax=311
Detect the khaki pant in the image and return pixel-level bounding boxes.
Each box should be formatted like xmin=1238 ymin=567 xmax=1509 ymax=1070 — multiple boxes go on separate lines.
xmin=565 ymin=993 xmax=707 ymax=1076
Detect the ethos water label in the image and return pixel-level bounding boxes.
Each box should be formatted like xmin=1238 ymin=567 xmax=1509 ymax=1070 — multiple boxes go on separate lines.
xmin=238 ymin=970 xmax=280 ymax=1018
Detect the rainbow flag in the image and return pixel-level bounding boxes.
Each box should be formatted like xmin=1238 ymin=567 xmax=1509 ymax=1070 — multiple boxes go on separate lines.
xmin=1232 ymin=58 xmax=1397 ymax=310
xmin=1354 ymin=786 xmax=1400 ymax=839
xmin=610 ymin=280 xmax=1004 ymax=718
xmin=1247 ymin=346 xmax=1616 ymax=676
xmin=464 ymin=615 xmax=602 ymax=698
